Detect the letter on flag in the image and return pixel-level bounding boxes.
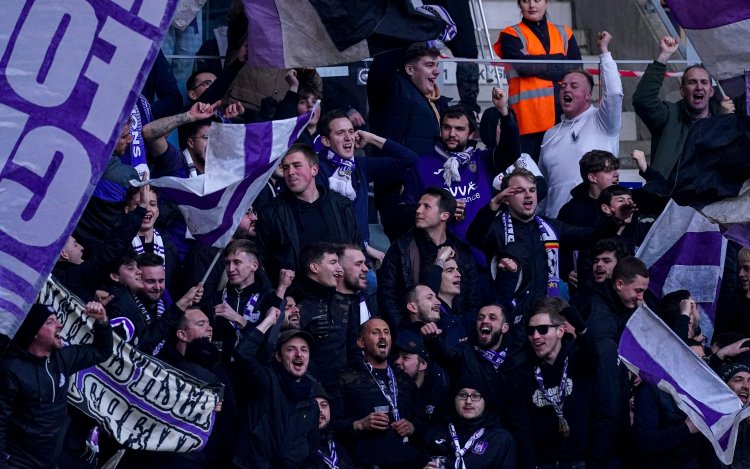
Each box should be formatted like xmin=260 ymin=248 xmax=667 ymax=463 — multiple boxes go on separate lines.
xmin=636 ymin=200 xmax=726 ymax=340
xmin=0 ymin=0 xmax=178 ymax=339
xmin=619 ymin=304 xmax=750 ymax=464
xmin=145 ymin=108 xmax=316 ymax=248
xmin=664 ymin=0 xmax=750 ymax=80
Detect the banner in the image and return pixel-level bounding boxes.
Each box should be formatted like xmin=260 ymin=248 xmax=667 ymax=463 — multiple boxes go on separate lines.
xmin=619 ymin=304 xmax=750 ymax=464
xmin=37 ymin=276 xmax=219 ymax=452
xmin=636 ymin=200 xmax=726 ymax=340
xmin=0 ymin=0 xmax=178 ymax=338
xmin=145 ymin=106 xmax=316 ymax=248
xmin=664 ymin=0 xmax=750 ymax=80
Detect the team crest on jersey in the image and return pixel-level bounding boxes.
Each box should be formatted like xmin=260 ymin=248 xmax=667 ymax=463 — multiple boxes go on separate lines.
xmin=472 ymin=441 xmax=488 ymax=454
xmin=469 ymin=162 xmax=477 ymax=173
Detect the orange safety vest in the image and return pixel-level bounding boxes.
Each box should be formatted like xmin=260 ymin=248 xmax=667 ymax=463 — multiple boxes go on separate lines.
xmin=494 ymin=22 xmax=573 ymax=135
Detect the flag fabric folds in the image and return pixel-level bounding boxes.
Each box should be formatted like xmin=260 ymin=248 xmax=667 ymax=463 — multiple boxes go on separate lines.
xmin=145 ymin=110 xmax=313 ymax=248
xmin=242 ymin=0 xmax=451 ymax=68
xmin=636 ymin=200 xmax=726 ymax=338
xmin=664 ymin=0 xmax=750 ymax=80
xmin=0 ymin=0 xmax=177 ymax=339
xmin=618 ymin=304 xmax=750 ymax=464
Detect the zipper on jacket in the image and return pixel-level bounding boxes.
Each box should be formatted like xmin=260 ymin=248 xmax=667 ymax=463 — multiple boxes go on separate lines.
xmin=44 ymin=357 xmax=55 ymax=402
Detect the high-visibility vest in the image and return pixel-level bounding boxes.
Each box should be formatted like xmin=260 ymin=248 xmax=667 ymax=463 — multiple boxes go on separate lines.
xmin=494 ymin=22 xmax=573 ymax=135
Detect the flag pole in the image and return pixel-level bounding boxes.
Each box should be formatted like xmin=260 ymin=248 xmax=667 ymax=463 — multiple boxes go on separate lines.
xmin=201 ymin=250 xmax=222 ymax=285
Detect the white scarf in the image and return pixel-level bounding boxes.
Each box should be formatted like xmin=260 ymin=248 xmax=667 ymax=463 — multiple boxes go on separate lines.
xmin=132 ymin=229 xmax=166 ymax=267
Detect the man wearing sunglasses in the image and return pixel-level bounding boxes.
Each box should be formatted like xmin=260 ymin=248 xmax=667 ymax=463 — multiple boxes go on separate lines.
xmin=506 ymin=297 xmax=598 ymax=469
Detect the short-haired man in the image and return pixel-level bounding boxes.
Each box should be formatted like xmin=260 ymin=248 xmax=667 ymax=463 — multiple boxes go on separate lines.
xmin=124 ymin=185 xmax=180 ymax=295
xmin=368 ymin=42 xmax=454 ymax=240
xmin=466 ymin=168 xmax=624 ymax=317
xmin=583 ymin=256 xmax=651 ymax=464
xmin=404 ymin=92 xmax=521 ymax=259
xmin=633 ymin=36 xmax=734 ymax=179
xmin=558 ymin=150 xmax=620 ymax=226
xmin=0 ymin=303 xmax=113 ymax=467
xmin=403 ymin=277 xmax=470 ymax=348
xmin=537 ymin=32 xmax=624 ymax=218
xmin=233 ymin=308 xmax=321 ymax=467
xmin=104 ymin=251 xmax=203 ymax=354
xmin=717 ymin=247 xmax=750 ymax=337
xmin=336 ymin=244 xmax=373 ymax=325
xmin=506 ymin=298 xmax=599 ymax=468
xmin=420 ymin=305 xmax=519 ymax=419
xmin=294 ymin=243 xmax=360 ymax=387
xmin=329 ymin=318 xmax=424 ymax=468
xmin=379 ymin=187 xmax=481 ymax=332
xmin=317 ymin=110 xmax=419 ymax=264
xmin=256 ymin=143 xmax=360 ymax=281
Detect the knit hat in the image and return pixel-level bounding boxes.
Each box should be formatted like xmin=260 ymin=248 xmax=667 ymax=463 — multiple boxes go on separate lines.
xmin=453 ymin=375 xmax=490 ymax=399
xmin=13 ymin=304 xmax=56 ymax=348
xmin=720 ymin=363 xmax=750 ymax=383
xmin=312 ymin=381 xmax=330 ymax=401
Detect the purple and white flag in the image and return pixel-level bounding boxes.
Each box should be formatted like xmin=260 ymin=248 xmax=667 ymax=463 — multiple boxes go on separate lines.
xmin=664 ymin=0 xmax=750 ymax=80
xmin=0 ymin=0 xmax=178 ymax=339
xmin=145 ymin=109 xmax=314 ymax=248
xmin=636 ymin=200 xmax=726 ymax=340
xmin=619 ymin=304 xmax=750 ymax=464
xmin=242 ymin=0 xmax=450 ymax=68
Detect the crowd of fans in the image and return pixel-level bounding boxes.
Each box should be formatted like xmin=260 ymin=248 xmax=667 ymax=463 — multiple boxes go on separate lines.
xmin=3 ymin=0 xmax=750 ymax=468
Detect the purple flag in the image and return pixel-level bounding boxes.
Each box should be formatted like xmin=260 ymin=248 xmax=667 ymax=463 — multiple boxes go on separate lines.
xmin=636 ymin=200 xmax=726 ymax=340
xmin=242 ymin=0 xmax=451 ymax=68
xmin=0 ymin=0 xmax=178 ymax=338
xmin=619 ymin=304 xmax=750 ymax=464
xmin=145 ymin=109 xmax=314 ymax=248
xmin=664 ymin=0 xmax=750 ymax=80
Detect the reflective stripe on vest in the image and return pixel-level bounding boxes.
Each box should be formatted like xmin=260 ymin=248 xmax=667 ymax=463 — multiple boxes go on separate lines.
xmin=500 ymin=22 xmax=571 ymax=135
xmin=508 ymin=87 xmax=555 ymax=105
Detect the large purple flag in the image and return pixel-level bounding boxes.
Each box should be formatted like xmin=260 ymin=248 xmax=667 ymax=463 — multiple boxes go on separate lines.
xmin=0 ymin=0 xmax=178 ymax=338
xmin=664 ymin=0 xmax=750 ymax=80
xmin=145 ymin=109 xmax=314 ymax=248
xmin=636 ymin=200 xmax=726 ymax=341
xmin=619 ymin=304 xmax=750 ymax=464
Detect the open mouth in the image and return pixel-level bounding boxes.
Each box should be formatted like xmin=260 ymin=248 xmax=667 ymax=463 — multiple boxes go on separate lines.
xmin=377 ymin=339 xmax=388 ymax=351
xmin=479 ymin=325 xmax=492 ymax=339
xmin=563 ymin=95 xmax=573 ymax=104
xmin=692 ymin=92 xmax=705 ymax=104
xmin=739 ymin=391 xmax=748 ymax=403
xmin=289 ymin=312 xmax=300 ymax=322
xmin=523 ymin=200 xmax=534 ymax=209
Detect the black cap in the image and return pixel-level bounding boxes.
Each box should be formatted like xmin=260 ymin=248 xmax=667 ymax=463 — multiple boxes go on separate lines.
xmin=13 ymin=304 xmax=56 ymax=348
xmin=394 ymin=335 xmax=428 ymax=361
xmin=312 ymin=381 xmax=330 ymax=401
xmin=285 ymin=286 xmax=305 ymax=304
xmin=276 ymin=329 xmax=314 ymax=351
xmin=720 ymin=363 xmax=750 ymax=383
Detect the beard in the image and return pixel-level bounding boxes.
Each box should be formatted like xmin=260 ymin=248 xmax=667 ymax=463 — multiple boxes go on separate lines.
xmin=477 ymin=330 xmax=502 ymax=350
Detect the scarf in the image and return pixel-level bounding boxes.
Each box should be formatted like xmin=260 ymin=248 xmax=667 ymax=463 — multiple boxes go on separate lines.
xmin=359 ymin=294 xmax=371 ymax=325
xmin=534 ymin=356 xmax=571 ymax=437
xmin=325 ymin=150 xmax=357 ymax=201
xmin=126 ymin=95 xmax=152 ymax=179
xmin=426 ymin=84 xmax=442 ymax=123
xmin=475 ymin=346 xmax=508 ymax=370
xmin=449 ymin=423 xmax=485 ymax=469
xmin=499 ymin=212 xmax=560 ymax=297
xmin=222 ymin=288 xmax=260 ymax=344
xmin=183 ymin=148 xmax=198 ymax=178
xmin=132 ymin=229 xmax=166 ymax=266
xmin=318 ymin=436 xmax=339 ymax=469
xmin=434 ymin=144 xmax=475 ymax=186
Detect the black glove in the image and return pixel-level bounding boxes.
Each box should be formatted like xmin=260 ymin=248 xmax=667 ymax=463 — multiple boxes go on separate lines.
xmin=561 ymin=306 xmax=586 ymax=333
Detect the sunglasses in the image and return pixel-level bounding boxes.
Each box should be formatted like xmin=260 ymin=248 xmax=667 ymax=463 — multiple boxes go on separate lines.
xmin=526 ymin=324 xmax=562 ymax=336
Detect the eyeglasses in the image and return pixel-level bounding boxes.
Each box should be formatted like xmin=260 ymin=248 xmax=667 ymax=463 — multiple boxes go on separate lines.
xmin=456 ymin=392 xmax=482 ymax=401
xmin=526 ymin=324 xmax=562 ymax=336
xmin=191 ymin=79 xmax=213 ymax=91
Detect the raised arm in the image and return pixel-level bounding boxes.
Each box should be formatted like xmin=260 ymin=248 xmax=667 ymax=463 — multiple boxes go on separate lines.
xmin=594 ymin=32 xmax=623 ymax=136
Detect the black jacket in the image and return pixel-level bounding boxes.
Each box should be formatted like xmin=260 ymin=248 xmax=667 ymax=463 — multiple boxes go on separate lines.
xmin=505 ymin=339 xmax=598 ymax=468
xmin=295 ymin=276 xmax=362 ymax=387
xmin=378 ymin=229 xmax=481 ymax=333
xmin=104 ymin=282 xmax=184 ymax=354
xmin=423 ymin=412 xmax=517 ymax=469
xmin=256 ymin=184 xmax=360 ymax=281
xmin=232 ymin=328 xmax=320 ymax=469
xmin=0 ymin=320 xmax=113 ymax=467
xmin=52 ymin=206 xmax=146 ymax=302
xmin=329 ymin=360 xmax=426 ymax=467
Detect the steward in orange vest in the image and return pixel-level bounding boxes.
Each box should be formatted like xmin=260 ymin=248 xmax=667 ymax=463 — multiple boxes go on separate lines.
xmin=494 ymin=18 xmax=580 ymax=136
